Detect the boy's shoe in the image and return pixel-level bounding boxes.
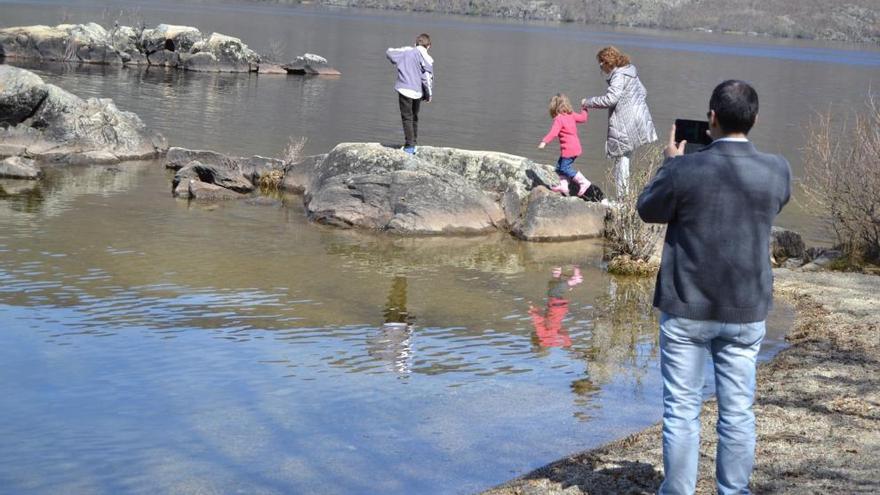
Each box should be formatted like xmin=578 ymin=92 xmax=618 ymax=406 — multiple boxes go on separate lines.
xmin=550 ymin=176 xmax=570 ymax=196
xmin=402 ymin=146 xmax=417 ymax=155
xmin=572 ymin=172 xmax=591 ymax=197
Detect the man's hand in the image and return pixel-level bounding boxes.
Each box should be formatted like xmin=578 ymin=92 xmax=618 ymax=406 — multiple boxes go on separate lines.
xmin=580 ymin=98 xmax=588 ymax=109
xmin=538 ymin=142 xmax=546 ymax=149
xmin=665 ymin=123 xmax=686 ymax=158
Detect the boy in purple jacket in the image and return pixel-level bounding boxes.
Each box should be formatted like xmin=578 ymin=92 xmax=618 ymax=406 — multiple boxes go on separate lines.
xmin=386 ymin=33 xmax=434 ymax=155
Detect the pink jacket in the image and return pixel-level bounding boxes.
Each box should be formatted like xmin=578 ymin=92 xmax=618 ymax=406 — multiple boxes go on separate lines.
xmin=542 ymin=110 xmax=588 ymax=158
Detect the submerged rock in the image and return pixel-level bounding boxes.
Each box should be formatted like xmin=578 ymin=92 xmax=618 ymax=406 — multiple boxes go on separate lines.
xmin=187 ymin=179 xmax=246 ymax=200
xmin=0 ymin=65 xmax=167 ymax=163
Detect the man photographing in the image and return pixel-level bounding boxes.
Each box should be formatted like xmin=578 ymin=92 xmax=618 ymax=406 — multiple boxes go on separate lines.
xmin=637 ymin=80 xmax=791 ymax=494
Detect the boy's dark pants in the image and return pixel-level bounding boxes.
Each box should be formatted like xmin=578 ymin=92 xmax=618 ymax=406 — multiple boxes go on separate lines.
xmin=398 ymin=92 xmax=421 ymax=148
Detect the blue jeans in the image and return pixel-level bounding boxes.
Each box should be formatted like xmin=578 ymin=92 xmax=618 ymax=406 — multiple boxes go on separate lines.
xmin=659 ymin=313 xmax=765 ymax=495
xmin=555 ymin=156 xmax=578 ymax=179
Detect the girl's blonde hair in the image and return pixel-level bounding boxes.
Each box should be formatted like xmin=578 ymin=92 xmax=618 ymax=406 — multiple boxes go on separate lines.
xmin=549 ymin=93 xmax=573 ymax=118
xmin=597 ymin=46 xmax=631 ymax=71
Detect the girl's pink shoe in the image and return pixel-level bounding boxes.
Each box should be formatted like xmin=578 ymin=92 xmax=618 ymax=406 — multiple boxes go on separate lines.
xmin=551 ymin=177 xmax=570 ymax=196
xmin=573 ymin=172 xmax=591 ymax=197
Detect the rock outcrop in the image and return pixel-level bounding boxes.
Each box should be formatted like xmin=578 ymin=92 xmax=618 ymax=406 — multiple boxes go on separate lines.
xmin=164 ymin=142 xmax=607 ymax=240
xmin=0 ymin=23 xmax=339 ymax=75
xmin=0 ymin=65 xmax=167 ymax=164
xmin=165 ymin=147 xmax=285 ymax=198
xmin=770 ymin=226 xmax=806 ymax=265
xmin=283 ymin=53 xmax=341 ymax=75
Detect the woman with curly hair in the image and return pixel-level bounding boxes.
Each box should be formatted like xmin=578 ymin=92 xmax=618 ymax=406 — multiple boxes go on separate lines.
xmin=582 ymin=46 xmax=657 ymax=199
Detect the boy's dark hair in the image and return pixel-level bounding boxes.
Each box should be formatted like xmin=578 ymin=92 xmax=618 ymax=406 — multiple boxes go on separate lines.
xmin=416 ymin=33 xmax=431 ymax=48
xmin=709 ymin=80 xmax=759 ymax=134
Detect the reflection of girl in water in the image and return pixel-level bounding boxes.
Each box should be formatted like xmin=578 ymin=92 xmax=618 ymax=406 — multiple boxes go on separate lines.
xmin=528 ymin=266 xmax=583 ymax=348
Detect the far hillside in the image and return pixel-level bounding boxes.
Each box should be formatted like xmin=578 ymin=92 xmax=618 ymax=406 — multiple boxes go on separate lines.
xmin=254 ymin=0 xmax=880 ymax=44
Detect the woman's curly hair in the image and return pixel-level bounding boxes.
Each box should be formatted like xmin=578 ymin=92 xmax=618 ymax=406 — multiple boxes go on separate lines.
xmin=597 ymin=46 xmax=631 ymax=70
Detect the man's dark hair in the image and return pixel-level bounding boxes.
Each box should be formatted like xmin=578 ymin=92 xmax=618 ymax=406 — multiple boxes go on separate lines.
xmin=709 ymin=80 xmax=759 ymax=134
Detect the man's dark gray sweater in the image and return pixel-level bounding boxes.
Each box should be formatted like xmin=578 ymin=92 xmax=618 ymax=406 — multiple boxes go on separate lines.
xmin=637 ymin=140 xmax=791 ymax=323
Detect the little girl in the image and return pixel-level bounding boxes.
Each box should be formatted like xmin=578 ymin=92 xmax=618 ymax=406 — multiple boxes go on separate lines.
xmin=538 ymin=94 xmax=592 ymax=197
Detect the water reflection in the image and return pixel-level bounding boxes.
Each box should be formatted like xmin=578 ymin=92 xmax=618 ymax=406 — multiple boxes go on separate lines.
xmin=587 ymin=276 xmax=659 ymax=385
xmin=528 ymin=266 xmax=583 ymax=349
xmin=367 ymin=276 xmax=415 ymax=376
xmin=0 ymin=162 xmax=152 ymax=224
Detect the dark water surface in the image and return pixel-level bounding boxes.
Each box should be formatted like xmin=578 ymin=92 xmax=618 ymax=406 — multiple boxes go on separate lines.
xmin=1 ymin=0 xmax=867 ymax=493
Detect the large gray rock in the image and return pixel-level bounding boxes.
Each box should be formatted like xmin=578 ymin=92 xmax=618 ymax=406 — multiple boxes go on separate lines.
xmin=187 ymin=179 xmax=246 ymax=200
xmin=301 ymin=143 xmax=575 ymax=235
xmin=0 ymin=156 xmax=42 ymax=179
xmin=186 ymin=33 xmax=260 ymax=72
xmin=282 ymin=154 xmax=326 ymax=193
xmin=513 ymin=187 xmax=606 ymax=241
xmin=0 ymin=67 xmax=47 ymax=126
xmin=770 ymin=226 xmax=806 ymax=263
xmin=0 ymin=65 xmax=167 ymax=163
xmin=305 ymin=143 xmax=508 ymax=234
xmin=0 ymin=23 xmax=121 ymax=64
xmin=1 ymin=23 xmax=268 ymax=73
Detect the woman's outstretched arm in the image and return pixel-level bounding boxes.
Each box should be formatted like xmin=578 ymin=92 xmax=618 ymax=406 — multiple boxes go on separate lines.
xmin=583 ymin=72 xmax=624 ymax=109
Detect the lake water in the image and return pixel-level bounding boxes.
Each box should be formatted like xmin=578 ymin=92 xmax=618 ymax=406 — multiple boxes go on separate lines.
xmin=1 ymin=0 xmax=874 ymax=493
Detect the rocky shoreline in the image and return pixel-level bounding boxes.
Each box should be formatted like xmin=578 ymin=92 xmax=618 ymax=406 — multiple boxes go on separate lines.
xmin=480 ymin=268 xmax=880 ymax=494
xmin=0 ymin=23 xmax=340 ymax=75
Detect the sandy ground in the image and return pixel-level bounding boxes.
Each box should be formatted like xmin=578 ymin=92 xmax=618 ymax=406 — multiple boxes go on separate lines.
xmin=480 ymin=269 xmax=880 ymax=494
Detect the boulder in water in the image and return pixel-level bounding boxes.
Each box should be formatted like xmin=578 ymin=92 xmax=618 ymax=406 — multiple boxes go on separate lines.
xmin=0 ymin=65 xmax=167 ymax=163
xmin=283 ymin=53 xmax=341 ymax=75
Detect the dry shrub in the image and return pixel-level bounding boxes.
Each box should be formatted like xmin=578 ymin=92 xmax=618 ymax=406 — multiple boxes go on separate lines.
xmin=259 ymin=136 xmax=307 ymax=192
xmin=263 ymin=39 xmax=286 ymax=64
xmin=258 ymin=170 xmax=284 ymax=191
xmin=802 ymin=97 xmax=880 ymax=264
xmin=607 ymin=254 xmax=658 ymax=277
xmin=283 ymin=136 xmax=307 ymax=166
xmin=604 ymin=144 xmax=665 ymax=275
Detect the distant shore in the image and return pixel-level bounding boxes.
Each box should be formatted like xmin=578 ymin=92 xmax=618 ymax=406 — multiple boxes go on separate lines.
xmin=253 ymin=0 xmax=879 ymax=44
xmin=481 ymin=268 xmax=880 ymax=494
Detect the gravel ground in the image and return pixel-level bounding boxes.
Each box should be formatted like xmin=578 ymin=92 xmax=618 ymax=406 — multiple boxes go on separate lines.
xmin=480 ymin=268 xmax=880 ymax=494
